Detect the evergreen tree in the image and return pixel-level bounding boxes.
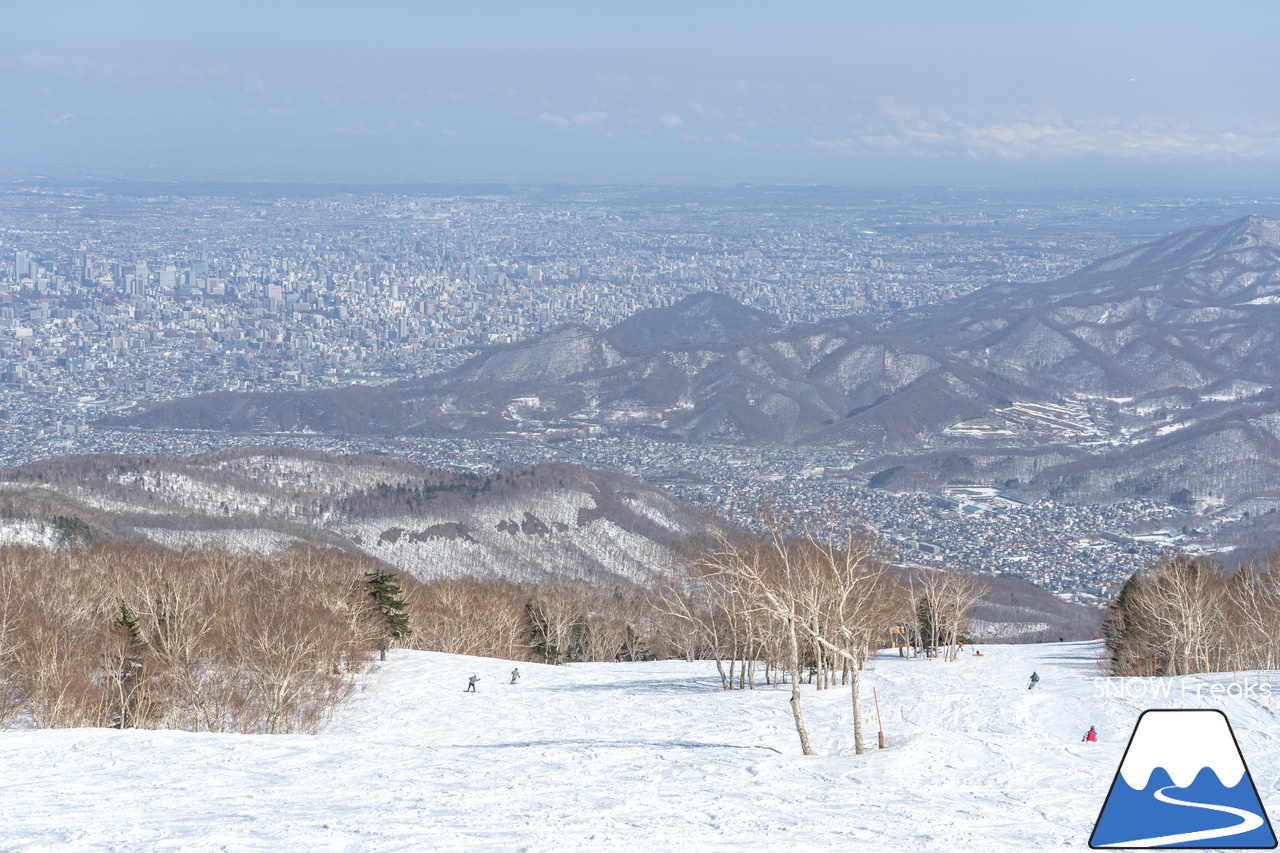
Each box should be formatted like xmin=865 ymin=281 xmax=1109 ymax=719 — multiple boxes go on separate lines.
xmin=365 ymin=570 xmax=411 ymax=661
xmin=115 ymin=602 xmax=143 ymax=644
xmin=110 ymin=602 xmax=147 ymax=728
xmin=1101 ymin=573 xmax=1142 ymax=675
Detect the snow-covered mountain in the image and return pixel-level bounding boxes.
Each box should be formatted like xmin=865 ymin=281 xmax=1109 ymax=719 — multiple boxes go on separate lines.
xmin=0 ymin=448 xmax=696 ymax=584
xmin=110 ymin=217 xmax=1280 ymax=448
xmin=605 ymin=290 xmax=779 ymax=350
xmin=96 ymin=217 xmax=1280 ymax=546
xmin=907 ymin=215 xmax=1280 ymax=399
xmin=3 ymin=641 xmax=1276 ymax=851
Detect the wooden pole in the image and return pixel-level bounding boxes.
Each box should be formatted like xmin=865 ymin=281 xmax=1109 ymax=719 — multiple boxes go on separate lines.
xmin=874 ymin=686 xmax=886 ymax=749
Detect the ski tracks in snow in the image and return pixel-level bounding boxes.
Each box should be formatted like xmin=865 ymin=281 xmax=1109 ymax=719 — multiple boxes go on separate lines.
xmin=1 ymin=643 xmax=1278 ymax=851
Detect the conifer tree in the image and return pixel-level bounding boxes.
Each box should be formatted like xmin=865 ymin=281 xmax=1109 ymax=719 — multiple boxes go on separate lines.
xmin=365 ymin=570 xmax=411 ymax=661
xmin=109 ymin=602 xmax=147 ymax=728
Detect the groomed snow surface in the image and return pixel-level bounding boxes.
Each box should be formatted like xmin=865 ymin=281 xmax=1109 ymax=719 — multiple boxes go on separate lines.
xmin=2 ymin=642 xmax=1279 ymax=852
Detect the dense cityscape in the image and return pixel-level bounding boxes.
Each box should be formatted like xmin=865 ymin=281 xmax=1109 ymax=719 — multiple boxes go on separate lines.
xmin=4 ymin=183 xmax=1278 ymax=600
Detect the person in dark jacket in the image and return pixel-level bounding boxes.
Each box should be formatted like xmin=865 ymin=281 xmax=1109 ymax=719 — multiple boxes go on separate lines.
xmin=1028 ymin=672 xmax=1040 ymax=689
xmin=1082 ymin=726 xmax=1098 ymax=742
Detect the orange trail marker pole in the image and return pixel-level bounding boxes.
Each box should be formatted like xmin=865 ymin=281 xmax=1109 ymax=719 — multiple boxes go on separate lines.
xmin=874 ymin=687 xmax=886 ymax=749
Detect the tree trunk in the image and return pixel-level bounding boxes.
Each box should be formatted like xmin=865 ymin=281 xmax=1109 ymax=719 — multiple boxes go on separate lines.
xmin=850 ymin=663 xmax=865 ymax=755
xmin=786 ymin=619 xmax=814 ymax=755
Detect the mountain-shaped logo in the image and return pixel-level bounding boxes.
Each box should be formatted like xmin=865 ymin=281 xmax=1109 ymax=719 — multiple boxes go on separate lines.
xmin=1090 ymin=709 xmax=1276 ymax=848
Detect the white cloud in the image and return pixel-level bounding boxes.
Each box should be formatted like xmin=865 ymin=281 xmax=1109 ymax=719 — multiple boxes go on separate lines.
xmin=538 ymin=110 xmax=608 ymax=128
xmin=331 ymin=121 xmax=373 ymax=136
xmin=686 ymin=99 xmax=729 ymax=121
xmin=810 ymin=118 xmax=1280 ymax=161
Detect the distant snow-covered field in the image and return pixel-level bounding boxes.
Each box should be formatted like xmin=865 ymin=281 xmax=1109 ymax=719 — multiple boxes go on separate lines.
xmin=2 ymin=642 xmax=1278 ymax=851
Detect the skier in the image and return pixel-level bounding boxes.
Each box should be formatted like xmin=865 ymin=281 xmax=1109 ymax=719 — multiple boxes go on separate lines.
xmin=510 ymin=668 xmax=520 ymax=684
xmin=466 ymin=673 xmax=480 ymax=692
xmin=1082 ymin=725 xmax=1098 ymax=742
xmin=1028 ymin=671 xmax=1040 ymax=690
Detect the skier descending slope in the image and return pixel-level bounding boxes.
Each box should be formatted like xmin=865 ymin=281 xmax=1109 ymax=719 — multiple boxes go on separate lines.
xmin=1028 ymin=671 xmax=1040 ymax=689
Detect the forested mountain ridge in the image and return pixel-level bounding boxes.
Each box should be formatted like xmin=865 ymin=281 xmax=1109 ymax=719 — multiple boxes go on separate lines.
xmin=0 ymin=448 xmax=696 ymax=584
xmin=98 ymin=217 xmax=1280 ymax=522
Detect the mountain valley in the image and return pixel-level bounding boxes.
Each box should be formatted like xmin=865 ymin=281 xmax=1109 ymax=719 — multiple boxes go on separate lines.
xmin=98 ymin=216 xmax=1280 ymax=559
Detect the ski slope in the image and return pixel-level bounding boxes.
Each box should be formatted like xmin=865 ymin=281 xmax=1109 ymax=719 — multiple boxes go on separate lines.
xmin=2 ymin=641 xmax=1278 ymax=851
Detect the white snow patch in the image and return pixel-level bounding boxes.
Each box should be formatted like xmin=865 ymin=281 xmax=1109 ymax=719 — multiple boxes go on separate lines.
xmin=5 ymin=642 xmax=1279 ymax=850
xmin=0 ymin=519 xmax=59 ymax=547
xmin=137 ymin=527 xmax=304 ymax=553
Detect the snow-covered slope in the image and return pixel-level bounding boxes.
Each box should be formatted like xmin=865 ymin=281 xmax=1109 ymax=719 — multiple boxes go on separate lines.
xmin=2 ymin=641 xmax=1277 ymax=851
xmin=0 ymin=450 xmax=696 ymax=585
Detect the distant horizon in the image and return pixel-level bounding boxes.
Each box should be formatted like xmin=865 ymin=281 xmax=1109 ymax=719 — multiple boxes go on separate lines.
xmin=9 ymin=175 xmax=1280 ymax=197
xmin=6 ymin=2 xmax=1280 ymax=191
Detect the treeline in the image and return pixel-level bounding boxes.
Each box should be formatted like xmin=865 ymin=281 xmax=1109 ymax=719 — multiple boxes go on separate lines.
xmin=1103 ymin=549 xmax=1280 ymax=676
xmin=0 ymin=543 xmax=687 ymax=733
xmin=0 ymin=542 xmax=391 ymax=733
xmin=1 ymin=527 xmax=990 ymax=742
xmin=402 ymin=576 xmax=675 ymax=663
xmin=656 ymin=512 xmax=986 ymax=755
xmin=659 ymin=529 xmax=985 ymax=687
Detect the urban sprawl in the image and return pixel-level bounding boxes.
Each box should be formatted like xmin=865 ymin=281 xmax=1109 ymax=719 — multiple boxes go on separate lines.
xmin=0 ymin=185 xmax=1255 ymax=603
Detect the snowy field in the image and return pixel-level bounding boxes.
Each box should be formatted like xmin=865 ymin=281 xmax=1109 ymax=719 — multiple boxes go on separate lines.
xmin=2 ymin=641 xmax=1279 ymax=851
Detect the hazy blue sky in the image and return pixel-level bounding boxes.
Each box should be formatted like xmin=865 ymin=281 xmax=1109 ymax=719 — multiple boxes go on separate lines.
xmin=6 ymin=1 xmax=1280 ymax=186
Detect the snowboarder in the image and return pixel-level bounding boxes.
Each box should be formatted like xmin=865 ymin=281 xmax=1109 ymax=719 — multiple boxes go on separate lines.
xmin=466 ymin=673 xmax=480 ymax=692
xmin=510 ymin=668 xmax=520 ymax=684
xmin=1028 ymin=671 xmax=1040 ymax=689
xmin=1082 ymin=725 xmax=1098 ymax=742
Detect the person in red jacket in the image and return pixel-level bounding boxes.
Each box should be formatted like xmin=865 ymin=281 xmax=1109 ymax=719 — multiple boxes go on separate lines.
xmin=1082 ymin=726 xmax=1098 ymax=742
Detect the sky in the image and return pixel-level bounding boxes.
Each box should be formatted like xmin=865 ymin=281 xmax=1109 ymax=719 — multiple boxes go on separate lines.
xmin=5 ymin=1 xmax=1280 ymax=187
